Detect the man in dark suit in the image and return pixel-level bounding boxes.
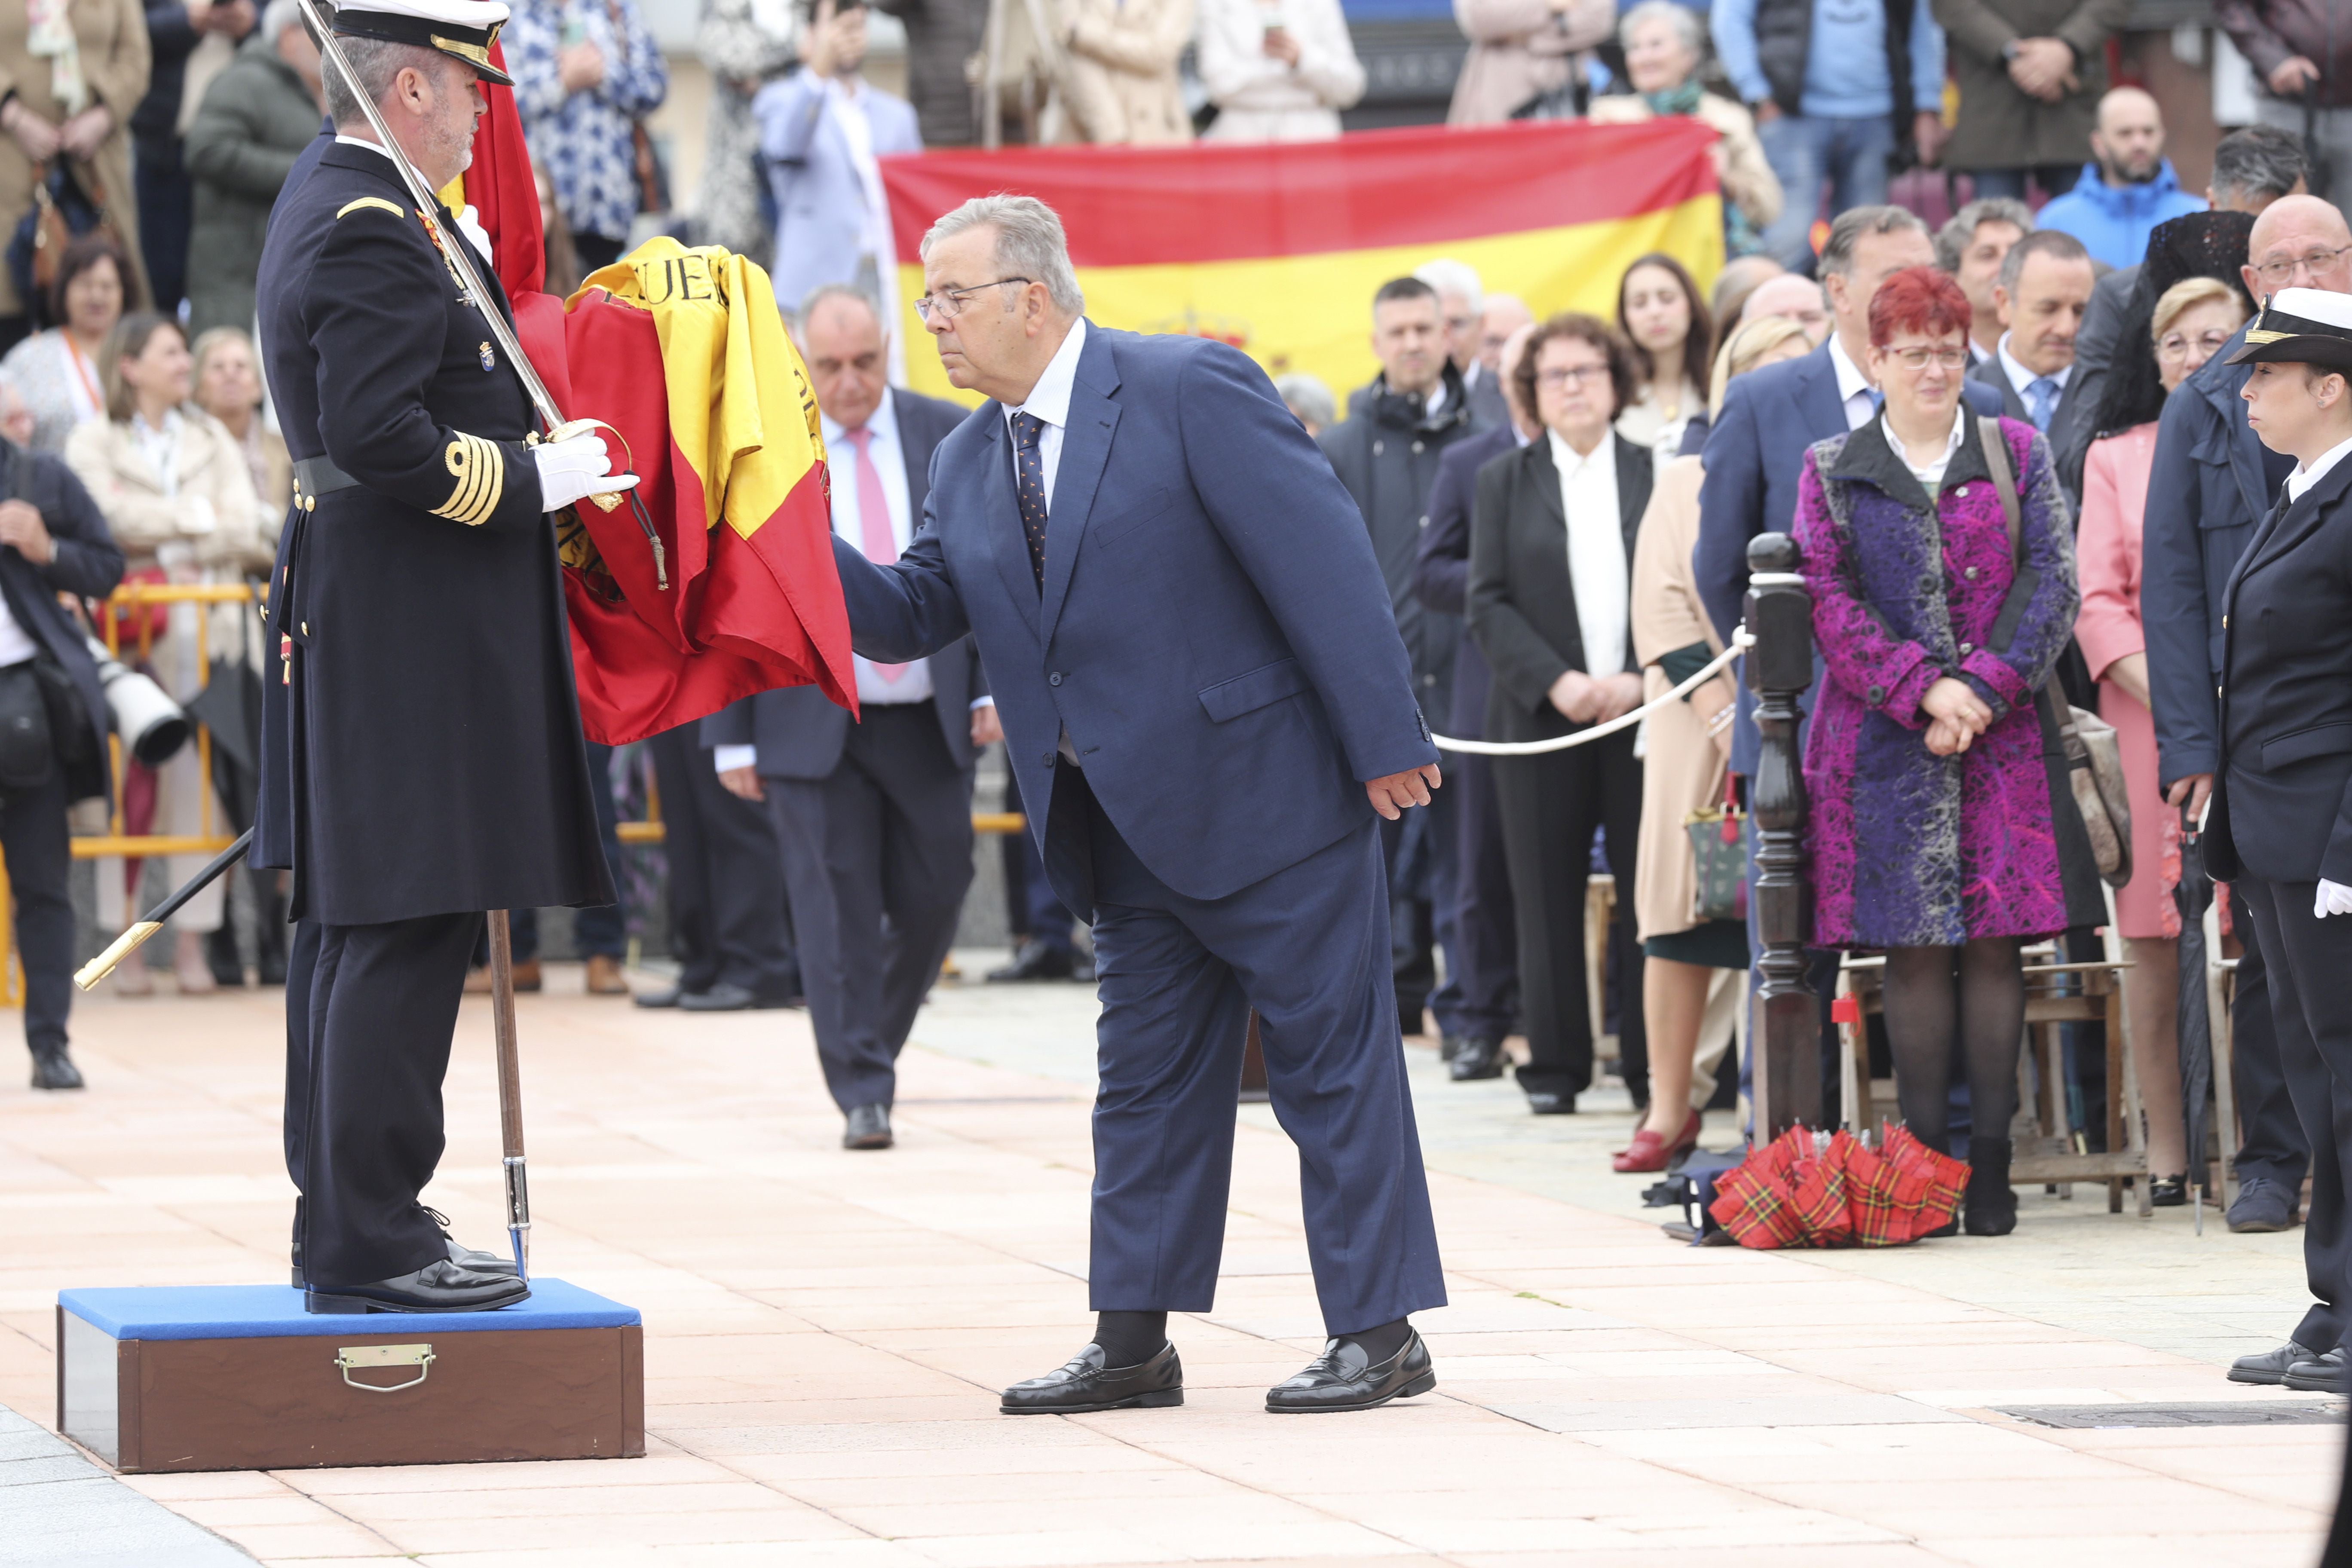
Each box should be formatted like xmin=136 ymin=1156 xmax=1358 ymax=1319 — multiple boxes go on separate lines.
xmin=0 ymin=383 xmax=126 ymax=1090
xmin=1410 ymin=323 xmax=1534 ymax=1082
xmin=636 ymin=721 xmax=799 ymax=1012
xmin=256 ymin=5 xmax=624 ymax=1314
xmin=1964 ymin=230 xmax=2096 ymax=490
xmin=2148 ymin=196 xmax=2352 ymax=1387
xmin=705 ymin=286 xmax=986 ymax=1150
xmin=831 ymin=196 xmax=1446 ymax=1416
xmin=2205 ymin=287 xmax=2352 ymax=1396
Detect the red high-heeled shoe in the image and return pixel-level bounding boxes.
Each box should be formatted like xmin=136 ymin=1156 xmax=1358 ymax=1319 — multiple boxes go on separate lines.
xmin=1612 ymin=1109 xmax=1703 ymax=1173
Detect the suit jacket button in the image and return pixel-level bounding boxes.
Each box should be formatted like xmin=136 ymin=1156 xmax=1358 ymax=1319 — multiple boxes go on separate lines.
xmin=1868 ymin=684 xmax=1886 ymax=703
xmin=1049 ymin=672 xmax=1064 ymax=686
xmin=1042 ymin=752 xmax=1057 ymax=767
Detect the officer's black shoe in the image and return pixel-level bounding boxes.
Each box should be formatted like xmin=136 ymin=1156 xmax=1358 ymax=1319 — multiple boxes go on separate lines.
xmin=1266 ymin=1329 xmax=1435 ymax=1413
xmin=844 ymin=1104 xmax=893 ymax=1149
xmin=304 ymin=1259 xmax=530 ymax=1314
xmin=987 ymin=939 xmax=1076 ymax=982
xmin=29 ymin=1045 xmax=83 ymax=1090
xmin=634 ymin=984 xmax=686 ymax=1009
xmin=1000 ymin=1341 xmax=1182 ymax=1414
xmin=1449 ymin=1038 xmax=1507 ymax=1081
xmin=419 ymin=1205 xmax=516 ymax=1276
xmin=2230 ymin=1340 xmax=2319 ymax=1386
xmin=2285 ymin=1347 xmax=2347 ymax=1394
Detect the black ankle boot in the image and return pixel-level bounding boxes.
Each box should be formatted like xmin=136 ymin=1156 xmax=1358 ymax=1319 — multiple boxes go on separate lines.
xmin=1963 ymin=1136 xmax=2018 ymax=1236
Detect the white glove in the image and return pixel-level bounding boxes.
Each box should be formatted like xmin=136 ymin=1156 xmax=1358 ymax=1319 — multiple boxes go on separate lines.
xmin=2316 ymin=879 xmax=2352 ymax=919
xmin=534 ymin=431 xmax=638 ymax=513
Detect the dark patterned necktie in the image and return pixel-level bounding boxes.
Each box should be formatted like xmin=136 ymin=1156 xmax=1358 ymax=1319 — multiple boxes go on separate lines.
xmin=1012 ymin=410 xmax=1048 ymax=591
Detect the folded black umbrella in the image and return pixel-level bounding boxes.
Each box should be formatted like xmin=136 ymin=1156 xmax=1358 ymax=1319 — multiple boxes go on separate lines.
xmin=2175 ymin=806 xmax=2217 ymax=1213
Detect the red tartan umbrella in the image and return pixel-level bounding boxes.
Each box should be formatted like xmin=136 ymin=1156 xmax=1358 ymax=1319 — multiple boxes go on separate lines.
xmin=1711 ymin=1127 xmax=1968 ymax=1248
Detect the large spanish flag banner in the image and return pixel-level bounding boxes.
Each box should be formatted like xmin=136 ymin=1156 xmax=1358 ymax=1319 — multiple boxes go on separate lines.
xmin=879 ymin=119 xmax=1723 ymax=404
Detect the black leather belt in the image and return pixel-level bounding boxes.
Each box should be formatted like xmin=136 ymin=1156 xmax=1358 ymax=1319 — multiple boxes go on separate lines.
xmin=289 ymin=456 xmax=359 ymax=511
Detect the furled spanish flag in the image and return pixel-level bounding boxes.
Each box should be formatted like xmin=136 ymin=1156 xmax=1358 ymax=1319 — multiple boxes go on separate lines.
xmin=879 ymin=119 xmax=1724 ymax=405
xmin=441 ymin=52 xmax=852 ymax=744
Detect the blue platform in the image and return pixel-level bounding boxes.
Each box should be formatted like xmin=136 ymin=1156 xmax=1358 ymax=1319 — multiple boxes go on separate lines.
xmin=58 ymin=1279 xmax=640 ymax=1341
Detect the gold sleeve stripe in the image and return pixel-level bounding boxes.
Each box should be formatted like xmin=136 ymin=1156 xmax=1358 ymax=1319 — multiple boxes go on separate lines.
xmin=335 ymin=197 xmax=409 ymax=221
xmin=433 ymin=433 xmax=503 ymax=526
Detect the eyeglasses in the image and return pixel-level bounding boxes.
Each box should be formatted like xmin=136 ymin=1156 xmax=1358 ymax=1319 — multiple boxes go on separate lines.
xmin=1883 ymin=346 xmax=1968 ymax=371
xmin=2251 ymin=245 xmax=2352 ymax=287
xmin=912 ymin=277 xmax=1033 ymax=322
xmin=1536 ymin=364 xmax=1611 ymax=389
xmin=2156 ymin=329 xmax=2236 ymax=361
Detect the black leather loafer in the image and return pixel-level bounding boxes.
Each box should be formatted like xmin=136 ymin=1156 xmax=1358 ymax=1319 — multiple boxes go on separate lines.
xmin=844 ymin=1104 xmax=893 ymax=1149
xmin=1523 ymin=1088 xmax=1577 ymax=1115
xmin=29 ymin=1045 xmax=83 ymax=1090
xmin=2285 ymin=1347 xmax=2346 ymax=1394
xmin=1449 ymin=1038 xmax=1506 ymax=1081
xmin=1266 ymin=1329 xmax=1435 ymax=1413
xmin=2231 ymin=1339 xmax=2319 ymax=1386
xmin=305 ymin=1259 xmax=531 ymax=1314
xmin=1001 ymin=1341 xmax=1183 ymax=1414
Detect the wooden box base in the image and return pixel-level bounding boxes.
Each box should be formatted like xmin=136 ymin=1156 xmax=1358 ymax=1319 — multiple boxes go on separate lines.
xmin=58 ymin=1280 xmax=643 ymax=1473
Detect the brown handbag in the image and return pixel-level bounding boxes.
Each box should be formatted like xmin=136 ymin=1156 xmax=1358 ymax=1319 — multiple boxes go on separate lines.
xmin=28 ymin=159 xmax=122 ymax=301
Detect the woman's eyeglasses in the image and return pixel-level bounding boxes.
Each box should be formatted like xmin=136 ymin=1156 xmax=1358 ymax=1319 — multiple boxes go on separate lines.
xmin=1883 ymin=347 xmax=1968 ymax=371
xmin=2156 ymin=330 xmax=2235 ymax=361
xmin=1536 ymin=364 xmax=1611 ymax=389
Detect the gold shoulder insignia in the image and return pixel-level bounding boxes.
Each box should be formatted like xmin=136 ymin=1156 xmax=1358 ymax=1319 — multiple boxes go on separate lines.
xmin=336 ymin=197 xmax=409 ymax=221
xmin=433 ymin=433 xmax=504 ymax=526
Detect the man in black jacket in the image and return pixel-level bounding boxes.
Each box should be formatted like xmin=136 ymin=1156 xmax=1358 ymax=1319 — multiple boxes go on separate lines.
xmin=136 ymin=0 xmax=260 ymax=314
xmin=0 ymin=383 xmax=128 ymax=1089
xmin=1321 ymin=276 xmax=1482 ymax=1038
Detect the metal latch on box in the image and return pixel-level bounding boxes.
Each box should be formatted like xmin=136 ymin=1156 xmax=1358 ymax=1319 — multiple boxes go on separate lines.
xmin=335 ymin=1343 xmax=435 ymax=1393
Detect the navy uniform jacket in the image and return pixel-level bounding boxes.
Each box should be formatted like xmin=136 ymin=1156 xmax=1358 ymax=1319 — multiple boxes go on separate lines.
xmin=2143 ymin=320 xmax=2296 ymax=793
xmin=2207 ymin=453 xmax=2352 ymax=886
xmin=829 ymin=324 xmax=1436 ymax=916
xmin=702 ymin=387 xmax=987 ymax=778
xmin=251 ymin=140 xmax=612 ymax=925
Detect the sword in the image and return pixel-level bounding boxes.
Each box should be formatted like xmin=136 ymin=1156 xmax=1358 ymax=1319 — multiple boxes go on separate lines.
xmin=291 ymin=0 xmax=667 ymax=590
xmin=485 ymin=908 xmax=531 ymax=1280
xmin=75 ymin=830 xmax=254 ymax=990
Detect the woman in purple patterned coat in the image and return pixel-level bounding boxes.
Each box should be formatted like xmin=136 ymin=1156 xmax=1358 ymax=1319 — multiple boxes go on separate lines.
xmin=1789 ymin=266 xmax=2085 ymax=1237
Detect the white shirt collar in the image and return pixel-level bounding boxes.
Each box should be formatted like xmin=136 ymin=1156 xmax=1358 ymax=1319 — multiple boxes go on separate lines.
xmin=1881 ymin=404 xmax=1968 ymax=486
xmin=821 ymin=385 xmax=900 ymax=450
xmin=2288 ymin=430 xmax=2352 ymax=502
xmin=1005 ymin=317 xmax=1087 ymax=432
xmin=1829 ymin=334 xmax=1873 ymax=405
xmin=1546 ymin=427 xmax=1611 ymax=475
xmin=1997 ymin=333 xmax=2072 ymax=395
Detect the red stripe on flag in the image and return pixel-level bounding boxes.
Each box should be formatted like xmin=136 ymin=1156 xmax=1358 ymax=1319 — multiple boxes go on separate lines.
xmin=882 ymin=119 xmax=1718 ymax=268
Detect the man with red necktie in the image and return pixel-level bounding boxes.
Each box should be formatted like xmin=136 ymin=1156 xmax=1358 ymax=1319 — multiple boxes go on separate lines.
xmin=704 ymin=284 xmax=992 ymax=1150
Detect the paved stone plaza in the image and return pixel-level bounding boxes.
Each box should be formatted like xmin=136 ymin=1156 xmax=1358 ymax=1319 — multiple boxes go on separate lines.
xmin=0 ymin=958 xmax=2340 ymax=1567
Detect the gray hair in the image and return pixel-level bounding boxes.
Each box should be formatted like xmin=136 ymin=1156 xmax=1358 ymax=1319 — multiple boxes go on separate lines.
xmin=920 ymin=196 xmax=1084 ymax=314
xmin=1618 ymin=0 xmax=1703 ymax=59
xmin=2212 ymin=124 xmax=2309 ymax=208
xmin=263 ymin=0 xmax=304 ymax=42
xmin=1995 ymin=226 xmax=2091 ymax=292
xmin=1273 ymin=373 xmax=1335 ymax=431
xmin=322 ymin=35 xmax=447 ymax=126
xmin=799 ymin=283 xmax=883 ymax=333
xmin=1933 ymin=197 xmax=2034 ymax=273
xmin=1413 ymin=257 xmax=1482 ymax=313
xmin=1816 ymin=205 xmax=1929 ymax=279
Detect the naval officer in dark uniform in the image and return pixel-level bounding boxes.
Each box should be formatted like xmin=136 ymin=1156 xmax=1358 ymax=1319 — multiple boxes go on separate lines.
xmin=2209 ymin=287 xmax=2352 ymax=1391
xmin=254 ymin=0 xmax=633 ymax=1314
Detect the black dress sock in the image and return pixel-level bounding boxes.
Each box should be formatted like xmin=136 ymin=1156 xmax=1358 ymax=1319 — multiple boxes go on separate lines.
xmin=1345 ymin=1317 xmax=1413 ymax=1362
xmin=1091 ymin=1310 xmax=1168 ymax=1366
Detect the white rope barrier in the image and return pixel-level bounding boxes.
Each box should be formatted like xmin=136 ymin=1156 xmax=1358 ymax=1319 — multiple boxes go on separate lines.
xmin=1429 ymin=627 xmax=1756 ymax=756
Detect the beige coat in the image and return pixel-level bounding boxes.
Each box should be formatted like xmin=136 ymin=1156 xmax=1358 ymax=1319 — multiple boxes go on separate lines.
xmin=1446 ymin=0 xmax=1613 ymax=125
xmin=1628 ymin=455 xmax=1735 ymax=942
xmin=1587 ymin=91 xmax=1782 ymax=234
xmin=0 ymin=0 xmax=150 ymax=319
xmin=1060 ymin=0 xmax=1195 ymax=144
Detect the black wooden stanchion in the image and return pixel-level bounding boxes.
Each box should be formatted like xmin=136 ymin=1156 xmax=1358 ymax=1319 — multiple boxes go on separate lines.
xmin=1744 ymin=532 xmax=1818 ymax=1139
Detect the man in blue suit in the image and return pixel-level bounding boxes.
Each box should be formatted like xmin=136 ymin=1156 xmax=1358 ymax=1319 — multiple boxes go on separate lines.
xmin=829 ymin=196 xmax=1448 ymax=1416
xmin=2147 ymin=195 xmax=2351 ymax=1388
xmin=753 ymin=0 xmax=921 ymax=321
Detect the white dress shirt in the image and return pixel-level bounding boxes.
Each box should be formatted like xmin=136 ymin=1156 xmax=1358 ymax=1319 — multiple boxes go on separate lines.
xmin=1996 ymin=334 xmax=2071 ymax=422
xmin=822 ymin=393 xmax=932 ymax=706
xmin=1829 ymin=334 xmax=1877 ymax=432
xmin=2288 ymin=431 xmax=2352 ymax=503
xmin=1882 ymin=405 xmax=1969 ymax=494
xmin=1003 ymin=316 xmax=1089 ymax=505
xmin=1548 ymin=430 xmax=1630 ymax=678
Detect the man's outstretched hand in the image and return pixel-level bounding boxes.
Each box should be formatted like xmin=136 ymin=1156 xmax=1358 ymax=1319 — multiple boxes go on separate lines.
xmin=1366 ymin=764 xmax=1442 ymax=821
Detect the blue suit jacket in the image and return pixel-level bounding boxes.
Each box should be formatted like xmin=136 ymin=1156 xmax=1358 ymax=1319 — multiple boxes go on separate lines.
xmin=2143 ymin=321 xmax=2294 ymax=792
xmin=1695 ymin=340 xmax=2001 ymax=772
xmin=702 ymin=389 xmax=983 ymax=777
xmin=829 ymin=324 xmax=1437 ymax=913
xmin=755 ymin=73 xmax=922 ymax=316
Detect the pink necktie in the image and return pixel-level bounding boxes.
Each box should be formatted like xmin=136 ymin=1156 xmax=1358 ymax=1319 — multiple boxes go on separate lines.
xmin=844 ymin=427 xmax=906 ymax=683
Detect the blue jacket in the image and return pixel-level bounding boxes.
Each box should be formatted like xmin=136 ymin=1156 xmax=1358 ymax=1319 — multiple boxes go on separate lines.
xmin=755 ymin=72 xmax=922 ymax=318
xmin=828 ymin=324 xmax=1436 ymax=913
xmin=1694 ymin=339 xmax=2001 ymax=772
xmin=2143 ymin=319 xmax=2293 ymax=793
xmin=2031 ymin=161 xmax=2207 ymax=270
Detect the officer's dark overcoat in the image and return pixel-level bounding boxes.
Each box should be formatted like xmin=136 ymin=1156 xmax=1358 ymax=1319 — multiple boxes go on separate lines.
xmin=252 ymin=140 xmax=612 ymax=925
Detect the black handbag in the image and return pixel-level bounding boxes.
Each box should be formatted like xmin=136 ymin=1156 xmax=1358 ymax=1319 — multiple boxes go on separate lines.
xmin=0 ymin=658 xmax=55 ymax=793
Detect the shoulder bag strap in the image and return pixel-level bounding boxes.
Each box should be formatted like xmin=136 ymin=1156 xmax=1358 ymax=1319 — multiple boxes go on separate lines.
xmin=1976 ymin=416 xmax=2079 ymax=743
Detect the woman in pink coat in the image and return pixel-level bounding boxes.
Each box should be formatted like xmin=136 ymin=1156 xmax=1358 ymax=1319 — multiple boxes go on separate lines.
xmin=2077 ymin=275 xmax=2248 ymax=1204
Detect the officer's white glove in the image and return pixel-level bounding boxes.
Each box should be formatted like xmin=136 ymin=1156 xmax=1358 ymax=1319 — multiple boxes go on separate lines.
xmin=534 ymin=431 xmax=638 ymax=513
xmin=2316 ymin=879 xmax=2352 ymax=919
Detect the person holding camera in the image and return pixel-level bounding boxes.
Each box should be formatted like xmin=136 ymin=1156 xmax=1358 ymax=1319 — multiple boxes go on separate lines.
xmin=0 ymin=377 xmax=128 ymax=1088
